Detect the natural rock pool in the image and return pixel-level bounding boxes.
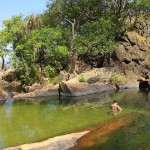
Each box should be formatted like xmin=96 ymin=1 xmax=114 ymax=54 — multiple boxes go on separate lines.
xmin=0 ymin=88 xmax=150 ymax=149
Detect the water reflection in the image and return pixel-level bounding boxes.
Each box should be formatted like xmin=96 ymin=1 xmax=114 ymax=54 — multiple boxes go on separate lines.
xmin=59 ymin=90 xmax=113 ymax=107
xmin=4 ymin=99 xmax=14 ymax=117
xmin=139 ymin=89 xmax=149 ymax=101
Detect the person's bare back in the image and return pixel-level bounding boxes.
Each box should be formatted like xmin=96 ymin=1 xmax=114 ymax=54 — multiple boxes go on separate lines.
xmin=111 ymin=100 xmax=122 ymax=115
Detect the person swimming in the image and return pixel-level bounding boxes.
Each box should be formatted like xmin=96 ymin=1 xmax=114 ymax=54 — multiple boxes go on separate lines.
xmin=111 ymin=100 xmax=122 ymax=114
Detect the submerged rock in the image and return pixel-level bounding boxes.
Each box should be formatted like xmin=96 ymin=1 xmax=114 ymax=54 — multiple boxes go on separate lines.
xmin=72 ymin=113 xmax=137 ymax=150
xmin=4 ymin=131 xmax=89 ymax=150
xmin=115 ymin=82 xmax=139 ymax=90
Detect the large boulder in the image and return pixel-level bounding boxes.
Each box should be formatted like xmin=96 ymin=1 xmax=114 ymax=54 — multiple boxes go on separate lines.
xmin=114 ymin=30 xmax=150 ymax=80
xmin=59 ymin=81 xmax=115 ymax=97
xmin=4 ymin=131 xmax=89 ymax=150
xmin=115 ymin=82 xmax=139 ymax=90
xmin=1 ymin=69 xmax=20 ymax=82
xmin=24 ymin=83 xmax=43 ymax=93
xmin=13 ymin=85 xmax=59 ymax=99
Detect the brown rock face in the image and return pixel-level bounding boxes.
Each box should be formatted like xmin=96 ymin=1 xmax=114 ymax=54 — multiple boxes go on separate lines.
xmin=57 ymin=21 xmax=150 ymax=83
xmin=0 ymin=88 xmax=6 ymax=103
xmin=62 ymin=54 xmax=91 ymax=81
xmin=134 ymin=21 xmax=150 ymax=38
xmin=59 ymin=81 xmax=114 ymax=97
xmin=114 ymin=29 xmax=150 ymax=80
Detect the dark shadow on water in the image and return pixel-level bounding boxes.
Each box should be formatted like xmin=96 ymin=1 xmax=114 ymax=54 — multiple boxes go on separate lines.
xmin=138 ymin=89 xmax=149 ymax=101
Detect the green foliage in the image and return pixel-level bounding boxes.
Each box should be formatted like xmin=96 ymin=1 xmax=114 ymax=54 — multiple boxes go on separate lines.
xmin=0 ymin=15 xmax=70 ymax=85
xmin=0 ymin=0 xmax=149 ymax=85
xmin=78 ymin=75 xmax=87 ymax=82
xmin=0 ymin=49 xmax=6 ymax=57
xmin=45 ymin=76 xmax=60 ymax=85
xmin=110 ymin=74 xmax=124 ymax=84
xmin=44 ymin=65 xmax=56 ymax=78
xmin=74 ymin=18 xmax=117 ymax=55
xmin=132 ymin=0 xmax=150 ymax=20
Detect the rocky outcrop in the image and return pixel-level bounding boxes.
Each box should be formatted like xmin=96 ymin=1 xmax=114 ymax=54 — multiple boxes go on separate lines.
xmin=4 ymin=131 xmax=89 ymax=150
xmin=23 ymin=83 xmax=43 ymax=93
xmin=0 ymin=88 xmax=7 ymax=104
xmin=13 ymin=69 xmax=115 ymax=98
xmin=13 ymin=85 xmax=59 ymax=99
xmin=1 ymin=69 xmax=21 ymax=82
xmin=73 ymin=21 xmax=150 ymax=82
xmin=112 ymin=21 xmax=150 ymax=80
xmin=114 ymin=30 xmax=150 ymax=80
xmin=134 ymin=21 xmax=150 ymax=38
xmin=115 ymin=82 xmax=139 ymax=90
xmin=59 ymin=53 xmax=91 ymax=81
xmin=0 ymin=70 xmax=21 ymax=87
xmin=59 ymin=81 xmax=115 ymax=97
xmin=13 ymin=81 xmax=115 ymax=98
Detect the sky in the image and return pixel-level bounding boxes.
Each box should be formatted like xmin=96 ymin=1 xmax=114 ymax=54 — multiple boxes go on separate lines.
xmin=0 ymin=0 xmax=48 ymax=29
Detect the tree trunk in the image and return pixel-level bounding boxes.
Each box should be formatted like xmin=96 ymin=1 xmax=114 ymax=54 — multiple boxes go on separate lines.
xmin=70 ymin=19 xmax=75 ymax=52
xmin=39 ymin=61 xmax=44 ymax=85
xmin=64 ymin=18 xmax=76 ymax=52
xmin=1 ymin=56 xmax=5 ymax=70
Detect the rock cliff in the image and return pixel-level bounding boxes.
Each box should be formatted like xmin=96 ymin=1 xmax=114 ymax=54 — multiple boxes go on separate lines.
xmin=62 ymin=21 xmax=150 ymax=82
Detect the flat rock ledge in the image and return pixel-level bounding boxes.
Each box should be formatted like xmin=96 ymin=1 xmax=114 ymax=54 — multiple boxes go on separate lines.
xmin=12 ymin=80 xmax=142 ymax=99
xmin=4 ymin=131 xmax=89 ymax=150
xmin=13 ymin=85 xmax=59 ymax=99
xmin=59 ymin=82 xmax=115 ymax=97
xmin=13 ymin=82 xmax=115 ymax=99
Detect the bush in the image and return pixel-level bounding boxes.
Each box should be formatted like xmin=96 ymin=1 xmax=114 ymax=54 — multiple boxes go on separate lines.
xmin=110 ymin=74 xmax=123 ymax=84
xmin=44 ymin=65 xmax=56 ymax=78
xmin=78 ymin=75 xmax=87 ymax=82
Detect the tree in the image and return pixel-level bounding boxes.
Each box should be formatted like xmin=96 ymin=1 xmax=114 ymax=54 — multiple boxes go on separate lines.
xmin=0 ymin=0 xmax=149 ymax=85
xmin=27 ymin=27 xmax=70 ymax=82
xmin=0 ymin=30 xmax=11 ymax=70
xmin=0 ymin=49 xmax=5 ymax=70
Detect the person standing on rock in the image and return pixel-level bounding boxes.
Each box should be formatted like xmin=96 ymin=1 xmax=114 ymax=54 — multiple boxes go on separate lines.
xmin=111 ymin=100 xmax=122 ymax=115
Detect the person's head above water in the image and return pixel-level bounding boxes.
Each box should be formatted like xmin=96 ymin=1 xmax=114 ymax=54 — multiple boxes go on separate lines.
xmin=114 ymin=100 xmax=118 ymax=103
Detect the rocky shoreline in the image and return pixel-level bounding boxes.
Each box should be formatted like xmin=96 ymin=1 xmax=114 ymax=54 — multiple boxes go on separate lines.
xmin=11 ymin=68 xmax=145 ymax=99
xmin=4 ymin=131 xmax=89 ymax=150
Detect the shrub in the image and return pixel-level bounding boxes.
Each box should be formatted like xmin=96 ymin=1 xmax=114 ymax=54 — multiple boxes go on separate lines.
xmin=110 ymin=74 xmax=123 ymax=84
xmin=78 ymin=75 xmax=87 ymax=82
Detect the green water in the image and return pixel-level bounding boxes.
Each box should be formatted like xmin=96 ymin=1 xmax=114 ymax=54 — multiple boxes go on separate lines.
xmin=78 ymin=89 xmax=150 ymax=150
xmin=0 ymin=89 xmax=150 ymax=149
xmin=0 ymin=93 xmax=113 ymax=149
